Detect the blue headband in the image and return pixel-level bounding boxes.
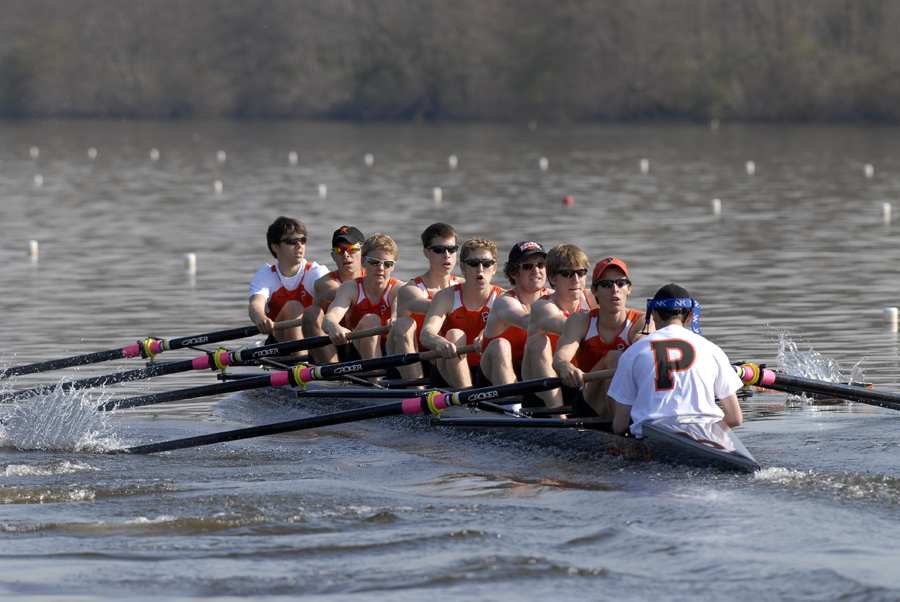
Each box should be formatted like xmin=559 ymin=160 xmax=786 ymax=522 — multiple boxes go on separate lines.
xmin=646 ymin=297 xmax=702 ymax=334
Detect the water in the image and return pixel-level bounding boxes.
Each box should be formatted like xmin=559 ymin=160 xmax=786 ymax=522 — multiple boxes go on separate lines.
xmin=2 ymin=120 xmax=900 ymax=600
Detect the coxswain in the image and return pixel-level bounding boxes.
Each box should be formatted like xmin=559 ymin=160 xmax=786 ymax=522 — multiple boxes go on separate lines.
xmin=608 ymin=283 xmax=743 ymax=437
xmin=386 ymin=223 xmax=463 ymax=382
xmin=552 ymin=257 xmax=650 ymax=417
xmin=420 ymin=237 xmax=504 ymax=389
xmin=248 ymin=216 xmax=329 ymax=349
xmin=302 ymin=225 xmax=366 ymax=364
xmin=322 ymin=233 xmax=400 ymax=361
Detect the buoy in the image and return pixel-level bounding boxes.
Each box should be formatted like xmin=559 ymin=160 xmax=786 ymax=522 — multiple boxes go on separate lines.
xmin=34 ymin=174 xmax=43 ymax=187
xmin=528 ymin=120 xmax=538 ymax=131
xmin=364 ymin=153 xmax=374 ymax=167
xmin=640 ymin=158 xmax=649 ymax=173
xmin=710 ymin=119 xmax=720 ymax=131
xmin=563 ymin=195 xmax=574 ymax=206
xmin=214 ymin=180 xmax=223 ymax=194
xmin=288 ymin=151 xmax=298 ymax=165
xmin=28 ymin=240 xmax=38 ymax=258
xmin=865 ymin=164 xmax=875 ymax=178
xmin=746 ymin=161 xmax=756 ymax=175
xmin=712 ymin=198 xmax=722 ymax=215
xmin=29 ymin=146 xmax=39 ymax=159
xmin=448 ymin=155 xmax=458 ymax=170
xmin=433 ymin=187 xmax=443 ymax=202
xmin=184 ymin=253 xmax=197 ymax=273
xmin=883 ymin=202 xmax=891 ymax=223
xmin=88 ymin=147 xmax=98 ymax=160
xmin=150 ymin=148 xmax=160 ymax=161
xmin=885 ymin=307 xmax=898 ymax=333
xmin=539 ymin=157 xmax=549 ymax=171
xmin=217 ymin=150 xmax=226 ymax=163
xmin=318 ymin=184 xmax=327 ymax=199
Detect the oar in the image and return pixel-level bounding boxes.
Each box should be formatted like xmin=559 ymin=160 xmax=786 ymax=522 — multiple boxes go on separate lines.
xmin=736 ymin=363 xmax=900 ymax=412
xmin=116 ymin=369 xmax=616 ymax=454
xmin=0 ymin=318 xmax=306 ymax=379
xmin=100 ymin=344 xmax=478 ymax=411
xmin=3 ymin=326 xmax=390 ymax=402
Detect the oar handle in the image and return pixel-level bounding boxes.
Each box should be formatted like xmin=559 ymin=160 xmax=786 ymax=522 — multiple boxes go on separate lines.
xmin=417 ymin=344 xmax=478 ymax=362
xmin=583 ymin=368 xmax=616 ymax=383
xmin=272 ymin=318 xmax=303 ymax=331
xmin=346 ymin=324 xmax=391 ymax=340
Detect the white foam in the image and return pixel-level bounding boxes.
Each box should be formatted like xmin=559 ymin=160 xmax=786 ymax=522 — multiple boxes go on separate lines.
xmin=3 ymin=459 xmax=97 ymax=477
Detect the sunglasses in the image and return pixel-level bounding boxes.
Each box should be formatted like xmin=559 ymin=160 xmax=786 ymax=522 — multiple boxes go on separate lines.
xmin=557 ymin=268 xmax=588 ymax=278
xmin=519 ymin=261 xmax=546 ymax=271
xmin=333 ymin=242 xmax=362 ymax=255
xmin=462 ymin=258 xmax=496 ymax=268
xmin=428 ymin=245 xmax=459 ymax=255
xmin=594 ymin=278 xmax=631 ymax=289
xmin=280 ymin=236 xmax=307 ymax=246
xmin=364 ymin=256 xmax=396 ymax=268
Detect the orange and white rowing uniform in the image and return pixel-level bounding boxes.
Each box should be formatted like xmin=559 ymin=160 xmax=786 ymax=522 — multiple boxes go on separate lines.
xmin=249 ymin=260 xmax=329 ymax=320
xmin=574 ymin=307 xmax=643 ymax=370
xmin=482 ymin=288 xmax=551 ymax=367
xmin=410 ymin=275 xmax=460 ymax=350
xmin=347 ymin=276 xmax=401 ymax=332
xmin=545 ymin=291 xmax=592 ymax=353
xmin=438 ymin=283 xmax=503 ymax=366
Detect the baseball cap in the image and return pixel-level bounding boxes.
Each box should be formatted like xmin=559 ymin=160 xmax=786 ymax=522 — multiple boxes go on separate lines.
xmin=591 ymin=257 xmax=629 ymax=284
xmin=508 ymin=241 xmax=546 ymax=264
xmin=332 ymin=226 xmax=365 ymax=247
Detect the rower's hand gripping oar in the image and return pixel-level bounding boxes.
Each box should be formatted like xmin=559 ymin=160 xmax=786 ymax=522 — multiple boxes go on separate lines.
xmin=115 ymin=368 xmax=616 ymax=455
xmin=100 ymin=343 xmax=477 ymax=411
xmin=3 ymin=325 xmax=390 ymax=402
xmin=0 ymin=317 xmax=307 ymax=379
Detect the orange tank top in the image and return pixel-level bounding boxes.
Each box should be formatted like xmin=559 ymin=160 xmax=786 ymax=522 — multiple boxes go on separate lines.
xmin=266 ymin=262 xmax=315 ymax=320
xmin=322 ymin=268 xmax=365 ymax=312
xmin=545 ymin=291 xmax=592 ymax=354
xmin=411 ymin=275 xmax=460 ymax=351
xmin=574 ymin=307 xmax=643 ymax=370
xmin=482 ymin=288 xmax=551 ymax=367
xmin=441 ymin=284 xmax=503 ymax=366
xmin=347 ymin=276 xmax=399 ymax=332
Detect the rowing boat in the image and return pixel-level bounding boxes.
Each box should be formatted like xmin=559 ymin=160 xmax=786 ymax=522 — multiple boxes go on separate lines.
xmin=247 ymin=378 xmax=760 ymax=472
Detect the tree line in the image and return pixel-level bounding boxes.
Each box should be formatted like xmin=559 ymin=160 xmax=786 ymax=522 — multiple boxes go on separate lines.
xmin=2 ymin=0 xmax=899 ymax=121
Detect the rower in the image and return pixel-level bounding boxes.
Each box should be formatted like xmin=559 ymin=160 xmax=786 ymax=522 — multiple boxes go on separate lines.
xmin=609 ymin=283 xmax=743 ymax=437
xmin=521 ymin=244 xmax=595 ymax=408
xmin=322 ymin=233 xmax=400 ymax=361
xmin=385 ymin=223 xmax=463 ymax=382
xmin=302 ymin=225 xmax=366 ymax=364
xmin=478 ymin=241 xmax=550 ymax=391
xmin=420 ymin=237 xmax=504 ymax=388
xmin=553 ymin=257 xmax=649 ymax=417
xmin=248 ymin=216 xmax=329 ymax=350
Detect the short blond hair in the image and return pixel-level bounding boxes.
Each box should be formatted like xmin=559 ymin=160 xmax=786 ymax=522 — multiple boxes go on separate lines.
xmin=546 ymin=244 xmax=589 ymax=278
xmin=361 ymin=233 xmax=399 ymax=259
xmin=460 ymin=237 xmax=498 ymax=262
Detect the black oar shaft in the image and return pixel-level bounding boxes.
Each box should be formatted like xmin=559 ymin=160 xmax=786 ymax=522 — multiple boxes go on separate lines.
xmin=741 ymin=367 xmax=900 ymax=412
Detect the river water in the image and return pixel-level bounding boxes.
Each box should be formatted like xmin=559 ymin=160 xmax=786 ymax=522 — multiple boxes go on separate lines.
xmin=1 ymin=120 xmax=900 ymax=600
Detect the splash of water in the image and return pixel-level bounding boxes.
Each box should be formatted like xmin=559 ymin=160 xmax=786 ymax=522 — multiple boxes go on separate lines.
xmin=0 ymin=386 xmax=123 ymax=452
xmin=773 ymin=329 xmax=865 ymax=383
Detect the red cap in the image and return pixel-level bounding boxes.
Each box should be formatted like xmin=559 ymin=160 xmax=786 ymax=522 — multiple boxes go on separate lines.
xmin=591 ymin=257 xmax=628 ymax=284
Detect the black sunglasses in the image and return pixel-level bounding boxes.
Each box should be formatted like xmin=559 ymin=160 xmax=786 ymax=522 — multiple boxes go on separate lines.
xmin=593 ymin=278 xmax=631 ymax=289
xmin=462 ymin=258 xmax=496 ymax=268
xmin=519 ymin=261 xmax=546 ymax=271
xmin=428 ymin=245 xmax=459 ymax=255
xmin=557 ymin=268 xmax=588 ymax=278
xmin=280 ymin=236 xmax=307 ymax=246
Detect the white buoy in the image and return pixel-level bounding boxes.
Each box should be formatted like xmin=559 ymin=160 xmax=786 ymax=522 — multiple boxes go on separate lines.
xmin=883 ymin=202 xmax=892 ymax=223
xmin=364 ymin=153 xmax=374 ymax=167
xmin=150 ymin=148 xmax=160 ymax=161
xmin=865 ymin=164 xmax=875 ymax=178
xmin=640 ymin=158 xmax=649 ymax=173
xmin=214 ymin=180 xmax=223 ymax=194
xmin=746 ymin=161 xmax=756 ymax=175
xmin=433 ymin=187 xmax=443 ymax=202
xmin=288 ymin=151 xmax=298 ymax=165
xmin=318 ymin=184 xmax=327 ymax=199
xmin=710 ymin=119 xmax=720 ymax=131
xmin=884 ymin=307 xmax=898 ymax=333
xmin=217 ymin=150 xmax=226 ymax=163
xmin=28 ymin=240 xmax=38 ymax=258
xmin=29 ymin=146 xmax=39 ymax=159
xmin=34 ymin=174 xmax=43 ymax=187
xmin=184 ymin=253 xmax=197 ymax=273
xmin=448 ymin=155 xmax=458 ymax=170
xmin=88 ymin=147 xmax=98 ymax=160
xmin=539 ymin=157 xmax=549 ymax=171
xmin=712 ymin=198 xmax=722 ymax=215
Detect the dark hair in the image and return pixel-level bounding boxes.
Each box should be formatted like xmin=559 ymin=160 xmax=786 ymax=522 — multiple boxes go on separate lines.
xmin=420 ymin=223 xmax=457 ymax=247
xmin=266 ymin=216 xmax=307 ymax=258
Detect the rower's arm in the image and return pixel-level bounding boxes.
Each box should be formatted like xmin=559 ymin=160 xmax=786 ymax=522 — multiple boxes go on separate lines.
xmin=323 ymin=281 xmax=355 ymax=344
xmin=492 ymin=295 xmax=530 ymax=330
xmin=312 ymin=276 xmax=340 ymax=310
xmin=388 ymin=284 xmax=400 ymax=322
xmin=612 ymin=401 xmax=632 ymax=436
xmin=397 ymin=280 xmax=430 ymax=317
xmin=530 ymin=299 xmax=570 ymax=335
xmin=719 ymin=393 xmax=743 ymax=428
xmin=420 ymin=288 xmax=456 ymax=357
xmin=249 ymin=294 xmax=275 ymax=334
xmin=552 ymin=311 xmax=590 ymax=388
